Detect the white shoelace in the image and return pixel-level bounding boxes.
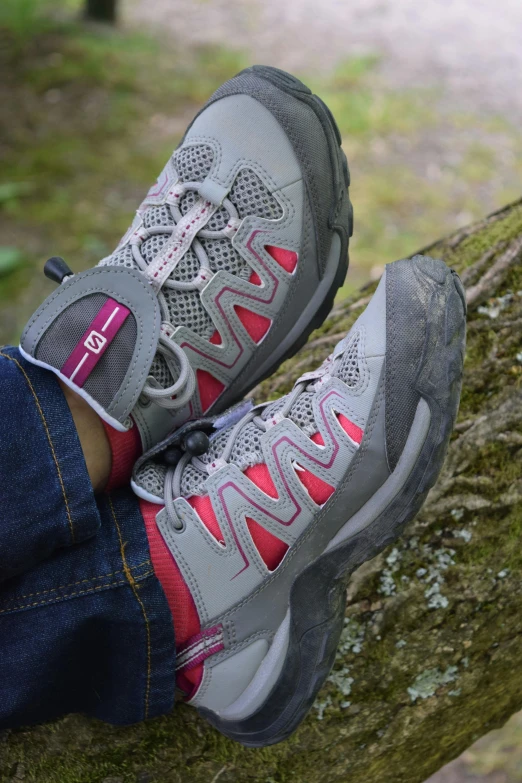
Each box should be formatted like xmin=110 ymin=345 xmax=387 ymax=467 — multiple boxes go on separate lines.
xmin=125 ymin=180 xmax=241 ymax=410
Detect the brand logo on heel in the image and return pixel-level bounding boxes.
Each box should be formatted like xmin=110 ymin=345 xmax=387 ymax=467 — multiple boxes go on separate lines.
xmin=61 ymin=298 xmax=131 ymax=388
xmin=84 ymin=330 xmax=107 ymax=354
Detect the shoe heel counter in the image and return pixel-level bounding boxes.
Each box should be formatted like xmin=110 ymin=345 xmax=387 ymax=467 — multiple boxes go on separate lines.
xmin=384 ymin=255 xmax=466 ymax=471
xmin=20 ymin=266 xmax=161 ymax=427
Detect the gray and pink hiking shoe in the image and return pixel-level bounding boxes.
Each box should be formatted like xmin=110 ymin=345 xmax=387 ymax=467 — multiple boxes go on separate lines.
xmin=19 ymin=66 xmax=352 ymax=454
xmin=132 ymin=254 xmax=466 ymax=746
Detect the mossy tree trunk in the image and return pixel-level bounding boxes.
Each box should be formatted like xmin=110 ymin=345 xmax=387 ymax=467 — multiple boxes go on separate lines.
xmin=85 ymin=0 xmax=117 ymax=24
xmin=1 ymin=201 xmax=522 ymax=783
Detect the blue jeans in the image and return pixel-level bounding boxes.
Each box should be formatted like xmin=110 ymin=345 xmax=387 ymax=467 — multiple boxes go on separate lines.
xmin=0 ymin=347 xmax=176 ymax=728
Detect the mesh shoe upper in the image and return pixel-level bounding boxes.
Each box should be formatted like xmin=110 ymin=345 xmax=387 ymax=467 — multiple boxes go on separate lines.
xmin=103 ymin=147 xmax=283 ymax=344
xmin=133 ymin=254 xmax=466 ymax=739
xmin=20 ymin=66 xmax=353 ymax=454
xmin=135 ymin=327 xmax=363 ymax=499
xmin=133 ymin=268 xmax=387 ymax=706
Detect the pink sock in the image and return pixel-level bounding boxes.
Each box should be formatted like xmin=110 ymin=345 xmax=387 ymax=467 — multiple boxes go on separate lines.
xmin=101 ymin=419 xmax=142 ymax=491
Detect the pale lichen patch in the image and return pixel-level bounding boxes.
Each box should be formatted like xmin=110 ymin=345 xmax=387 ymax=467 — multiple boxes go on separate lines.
xmin=328 ymin=670 xmax=355 ymax=698
xmin=314 ymin=695 xmax=333 ymax=721
xmin=337 ymin=617 xmax=366 ymax=656
xmin=453 ymin=528 xmax=472 ymax=542
xmin=407 ymin=666 xmax=459 ymax=702
xmin=379 ymin=547 xmax=402 ymax=596
xmin=414 ymin=544 xmax=456 ymax=609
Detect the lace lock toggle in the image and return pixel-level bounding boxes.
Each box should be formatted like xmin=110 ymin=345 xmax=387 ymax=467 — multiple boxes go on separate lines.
xmin=43 ymin=256 xmax=73 ymax=285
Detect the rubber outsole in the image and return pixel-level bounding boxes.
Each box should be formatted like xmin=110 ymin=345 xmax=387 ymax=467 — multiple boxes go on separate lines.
xmin=216 ymin=65 xmax=352 ymax=403
xmin=200 ymin=265 xmax=466 ymax=746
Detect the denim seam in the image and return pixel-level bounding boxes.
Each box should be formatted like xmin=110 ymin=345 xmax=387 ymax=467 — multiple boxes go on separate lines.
xmin=108 ymin=494 xmax=152 ymax=720
xmin=0 ymin=350 xmax=76 ymax=543
xmin=0 ymin=559 xmax=152 ymax=604
xmin=0 ymin=570 xmax=154 ymax=614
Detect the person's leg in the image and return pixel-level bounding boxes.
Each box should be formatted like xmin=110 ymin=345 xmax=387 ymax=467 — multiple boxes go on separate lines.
xmin=57 ymin=377 xmax=111 ymax=493
xmin=0 ymin=346 xmax=104 ymax=582
xmin=0 ymin=347 xmax=175 ymax=727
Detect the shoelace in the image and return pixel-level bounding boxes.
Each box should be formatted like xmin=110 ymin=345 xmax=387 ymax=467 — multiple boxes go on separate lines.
xmin=124 ymin=180 xmax=242 ymax=409
xmin=163 ymin=350 xmax=342 ymax=530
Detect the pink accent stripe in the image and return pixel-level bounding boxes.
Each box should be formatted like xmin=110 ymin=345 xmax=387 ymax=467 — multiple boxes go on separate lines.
xmin=179 ymin=229 xmax=282 ymax=370
xmin=61 ymin=298 xmax=131 ymax=388
xmin=217 ymin=390 xmax=365 ymax=579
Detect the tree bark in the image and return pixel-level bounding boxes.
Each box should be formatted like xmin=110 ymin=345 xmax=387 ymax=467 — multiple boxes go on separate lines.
xmin=85 ymin=0 xmax=117 ymax=24
xmin=1 ymin=200 xmax=522 ymax=783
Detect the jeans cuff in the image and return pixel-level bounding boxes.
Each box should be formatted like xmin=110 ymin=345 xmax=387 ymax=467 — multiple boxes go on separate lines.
xmin=0 ymin=347 xmax=100 ymax=578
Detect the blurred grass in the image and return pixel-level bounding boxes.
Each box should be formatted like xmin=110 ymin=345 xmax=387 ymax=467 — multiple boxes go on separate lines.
xmin=309 ymin=60 xmax=522 ymax=297
xmin=1 ymin=0 xmax=522 ymax=338
xmin=0 ymin=0 xmax=247 ymax=339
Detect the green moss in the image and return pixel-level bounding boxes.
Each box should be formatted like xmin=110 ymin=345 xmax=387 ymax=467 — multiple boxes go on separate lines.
xmin=434 ymin=201 xmax=522 ymax=274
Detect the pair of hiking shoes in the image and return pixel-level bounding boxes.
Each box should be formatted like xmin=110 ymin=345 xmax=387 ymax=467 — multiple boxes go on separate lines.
xmin=21 ymin=65 xmax=466 ymax=746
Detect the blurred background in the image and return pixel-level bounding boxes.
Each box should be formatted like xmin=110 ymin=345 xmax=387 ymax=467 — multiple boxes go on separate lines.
xmin=1 ymin=0 xmax=521 ymax=778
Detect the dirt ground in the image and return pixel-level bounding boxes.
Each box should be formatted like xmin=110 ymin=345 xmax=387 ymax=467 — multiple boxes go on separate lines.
xmin=126 ymin=0 xmax=522 ymax=120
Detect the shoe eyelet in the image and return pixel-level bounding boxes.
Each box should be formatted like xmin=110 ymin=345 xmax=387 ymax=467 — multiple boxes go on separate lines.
xmin=172 ymin=518 xmax=186 ymax=534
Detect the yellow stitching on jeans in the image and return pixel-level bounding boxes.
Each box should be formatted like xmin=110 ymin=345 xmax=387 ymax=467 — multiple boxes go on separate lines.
xmin=108 ymin=495 xmax=152 ymax=720
xmin=0 ymin=351 xmax=76 ymax=543
xmin=0 ymin=571 xmax=154 ymax=615
xmin=0 ymin=559 xmax=152 ymax=604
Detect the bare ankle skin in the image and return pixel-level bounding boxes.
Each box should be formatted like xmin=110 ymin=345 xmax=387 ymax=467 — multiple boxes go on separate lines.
xmin=59 ymin=380 xmax=111 ymax=493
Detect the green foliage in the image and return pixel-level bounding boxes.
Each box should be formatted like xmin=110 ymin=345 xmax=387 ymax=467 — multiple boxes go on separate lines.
xmin=308 ymin=59 xmax=522 ymax=298
xmin=2 ymin=0 xmax=522 ymax=337
xmin=0 ymin=248 xmax=24 ymax=277
xmin=0 ymin=0 xmax=50 ymax=39
xmin=0 ymin=4 xmax=245 ymax=340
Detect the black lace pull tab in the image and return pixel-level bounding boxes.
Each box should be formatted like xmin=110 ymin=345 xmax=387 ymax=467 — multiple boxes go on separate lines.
xmin=44 ymin=256 xmax=73 ymax=284
xmin=183 ymin=431 xmax=210 ymax=457
xmin=162 ymin=431 xmax=209 ymax=467
xmin=163 ymin=446 xmax=183 ymax=467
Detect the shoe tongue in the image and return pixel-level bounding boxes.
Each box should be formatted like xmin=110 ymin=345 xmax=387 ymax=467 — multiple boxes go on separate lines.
xmin=106 ymin=144 xmax=224 ymax=394
xmin=138 ymin=144 xmax=216 ymax=279
xmin=136 ymin=460 xmax=168 ymax=500
xmin=332 ymin=329 xmax=361 ymax=386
